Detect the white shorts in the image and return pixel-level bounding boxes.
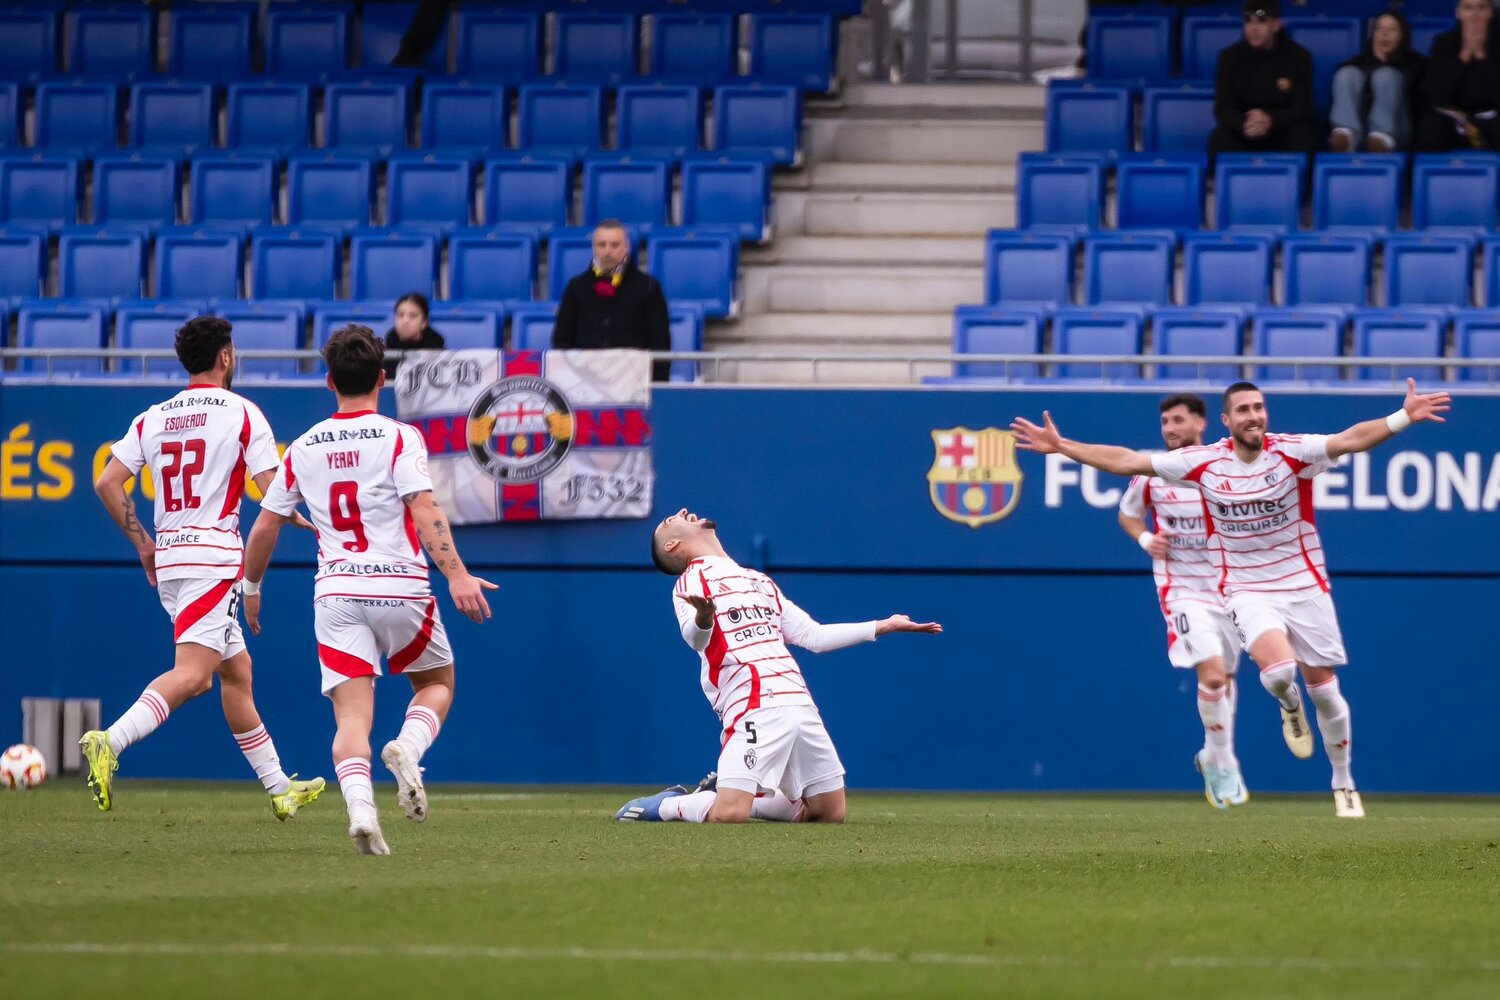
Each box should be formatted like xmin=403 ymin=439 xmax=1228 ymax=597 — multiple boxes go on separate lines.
xmin=715 ymin=705 xmax=845 ymax=801
xmin=159 ymin=576 xmax=245 ymax=659
xmin=1226 ymin=590 xmax=1348 ymax=668
xmin=313 ymin=594 xmax=453 ymax=696
xmin=1165 ymin=602 xmax=1241 ymax=674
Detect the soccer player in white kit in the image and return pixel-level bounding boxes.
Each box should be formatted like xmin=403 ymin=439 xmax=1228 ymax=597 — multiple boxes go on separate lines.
xmin=1012 ymin=378 xmax=1451 ymax=818
xmin=615 ymin=508 xmax=941 ymax=824
xmin=1117 ymin=394 xmax=1247 ymax=810
xmin=242 ymin=326 xmax=496 ymax=856
xmin=83 ymin=317 xmax=326 ymax=819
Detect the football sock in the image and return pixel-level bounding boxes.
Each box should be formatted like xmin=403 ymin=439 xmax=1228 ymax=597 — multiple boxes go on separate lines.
xmin=398 ymin=704 xmax=441 ymax=763
xmin=751 ymin=791 xmax=804 ymax=822
xmin=335 ymin=757 xmax=376 ymax=819
xmin=1197 ymin=684 xmax=1236 ymax=770
xmin=1225 ymin=675 xmax=1238 ymax=742
xmin=233 ymin=725 xmax=290 ymax=796
xmin=659 ymin=790 xmax=716 ymax=823
xmin=1307 ymin=676 xmax=1354 ymax=790
xmin=106 ymin=689 xmax=170 ymax=754
xmin=1258 ymin=658 xmax=1301 ymax=711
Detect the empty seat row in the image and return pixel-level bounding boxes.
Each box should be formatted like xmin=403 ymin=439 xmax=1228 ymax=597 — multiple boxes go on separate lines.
xmin=0 ymin=6 xmax=838 ymax=90
xmin=985 ymin=229 xmax=1500 ymax=310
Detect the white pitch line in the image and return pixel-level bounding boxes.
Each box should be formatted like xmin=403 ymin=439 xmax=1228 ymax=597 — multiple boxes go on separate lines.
xmin=3 ymin=941 xmax=1497 ymax=974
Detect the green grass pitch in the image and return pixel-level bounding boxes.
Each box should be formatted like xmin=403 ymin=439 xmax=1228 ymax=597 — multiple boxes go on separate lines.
xmin=2 ymin=783 xmax=1497 ymax=1000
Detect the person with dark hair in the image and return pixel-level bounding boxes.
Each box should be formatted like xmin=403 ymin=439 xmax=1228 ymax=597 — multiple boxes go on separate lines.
xmin=1117 ymin=394 xmax=1248 ymax=811
xmin=1208 ymin=1 xmax=1317 ymax=156
xmin=84 ymin=316 xmax=326 ymax=819
xmin=383 ymin=292 xmax=445 ymax=381
xmin=1420 ymin=0 xmax=1500 ymax=150
xmin=244 ymin=324 xmax=497 ymax=856
xmin=1330 ymin=11 xmax=1426 ymax=152
xmin=553 ymin=221 xmax=672 ymax=383
xmin=1011 ymin=378 xmax=1453 ymax=819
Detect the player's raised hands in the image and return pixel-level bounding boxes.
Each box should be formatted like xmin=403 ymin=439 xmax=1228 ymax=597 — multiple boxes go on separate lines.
xmin=678 ymin=593 xmax=716 ymax=629
xmin=450 ymin=573 xmax=499 ymax=623
xmin=1010 ymin=411 xmax=1063 ymax=454
xmin=1403 ymin=377 xmax=1452 ymax=424
xmin=875 ymin=614 xmax=943 ymax=636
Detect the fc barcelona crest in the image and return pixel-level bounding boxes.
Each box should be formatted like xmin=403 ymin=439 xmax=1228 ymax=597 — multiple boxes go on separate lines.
xmin=927 ymin=427 xmax=1022 ymax=528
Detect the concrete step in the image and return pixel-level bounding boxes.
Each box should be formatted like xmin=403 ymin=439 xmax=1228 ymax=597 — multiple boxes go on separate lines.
xmin=743 ymin=264 xmax=982 ymax=314
xmin=713 ymin=311 xmax=953 ymax=346
xmin=774 ymin=190 xmax=1012 ymax=237
xmin=780 ymin=160 xmax=1012 ymax=194
xmin=743 ymin=235 xmax=981 ymax=267
xmin=836 ymin=82 xmax=1046 ymax=112
xmin=806 ymin=117 xmax=1043 ymax=164
xmin=703 ymin=357 xmax=953 ymax=386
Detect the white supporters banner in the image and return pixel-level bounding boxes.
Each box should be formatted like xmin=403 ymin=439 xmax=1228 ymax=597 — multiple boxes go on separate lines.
xmin=394 ymin=349 xmax=654 ymax=523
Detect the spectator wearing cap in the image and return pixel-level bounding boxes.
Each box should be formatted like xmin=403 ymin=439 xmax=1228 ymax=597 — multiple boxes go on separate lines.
xmin=1208 ymin=1 xmax=1317 ymax=157
xmin=552 ymin=221 xmax=672 ymax=383
xmin=1420 ymin=0 xmax=1500 ymax=151
xmin=1330 ymin=12 xmax=1426 ymax=153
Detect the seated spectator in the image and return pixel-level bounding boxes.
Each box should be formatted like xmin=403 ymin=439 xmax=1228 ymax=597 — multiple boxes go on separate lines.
xmin=1208 ymin=1 xmax=1317 ymax=157
xmin=1330 ymin=12 xmax=1426 ymax=153
xmin=383 ymin=292 xmax=445 ymax=380
xmin=553 ymin=220 xmax=671 ymax=383
xmin=1420 ymin=0 xmax=1500 ymax=151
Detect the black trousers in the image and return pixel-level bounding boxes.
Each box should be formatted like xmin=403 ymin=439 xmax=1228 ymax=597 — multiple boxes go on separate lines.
xmin=1416 ymin=111 xmax=1500 ymax=152
xmin=1208 ymin=121 xmax=1318 ymax=157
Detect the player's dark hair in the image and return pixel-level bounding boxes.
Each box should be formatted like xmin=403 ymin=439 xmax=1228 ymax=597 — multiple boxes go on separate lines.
xmin=324 ymin=325 xmax=385 ymax=396
xmin=594 ymin=218 xmax=628 ymax=236
xmin=394 ymin=291 xmax=430 ymax=322
xmin=1159 ymin=394 xmax=1206 ymax=418
xmin=1222 ymin=381 xmax=1261 ymax=412
xmin=650 ymin=531 xmax=681 ymax=576
xmin=174 ymin=316 xmax=233 ymax=376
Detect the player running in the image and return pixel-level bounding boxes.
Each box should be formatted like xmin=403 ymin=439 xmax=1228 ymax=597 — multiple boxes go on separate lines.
xmin=1117 ymin=394 xmax=1246 ymax=810
xmin=84 ymin=317 xmax=325 ymax=819
xmin=1012 ymin=379 xmax=1451 ymax=818
xmin=242 ymin=326 xmax=496 ymax=856
xmin=615 ymin=508 xmax=942 ymax=824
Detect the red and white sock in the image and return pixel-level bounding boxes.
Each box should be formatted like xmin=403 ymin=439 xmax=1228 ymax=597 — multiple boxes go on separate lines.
xmin=659 ymin=790 xmax=716 ymax=823
xmin=751 ymin=791 xmax=805 ymax=822
xmin=106 ymin=689 xmax=170 ymax=754
xmin=1258 ymin=658 xmax=1301 ymax=711
xmin=398 ymin=704 xmax=441 ymax=763
xmin=1197 ymin=684 xmax=1236 ymax=771
xmin=233 ymin=725 xmax=291 ymax=796
xmin=335 ymin=757 xmax=376 ymax=820
xmin=1307 ymin=676 xmax=1354 ymax=790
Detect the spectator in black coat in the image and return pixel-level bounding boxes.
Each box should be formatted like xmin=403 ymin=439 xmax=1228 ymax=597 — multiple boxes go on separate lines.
xmin=1420 ymin=0 xmax=1500 ymax=151
xmin=383 ymin=292 xmax=445 ymax=380
xmin=1208 ymin=1 xmax=1317 ymax=157
xmin=552 ymin=221 xmax=672 ymax=383
xmin=1330 ymin=12 xmax=1426 ymax=152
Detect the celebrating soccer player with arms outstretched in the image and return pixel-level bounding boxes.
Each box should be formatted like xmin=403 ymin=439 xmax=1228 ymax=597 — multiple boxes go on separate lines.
xmin=1013 ymin=378 xmax=1451 ymax=818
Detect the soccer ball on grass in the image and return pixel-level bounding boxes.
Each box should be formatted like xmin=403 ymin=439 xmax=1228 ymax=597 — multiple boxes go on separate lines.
xmin=1 ymin=744 xmax=47 ymax=789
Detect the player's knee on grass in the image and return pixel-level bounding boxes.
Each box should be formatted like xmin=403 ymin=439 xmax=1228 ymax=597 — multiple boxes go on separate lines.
xmin=802 ymin=789 xmax=846 ymax=824
xmin=706 ymin=788 xmax=755 ymax=823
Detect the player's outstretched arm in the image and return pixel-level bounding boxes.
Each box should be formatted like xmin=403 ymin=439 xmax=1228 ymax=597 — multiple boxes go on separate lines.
xmin=94 ymin=458 xmax=156 ymax=587
xmin=404 ymin=490 xmax=498 ymax=623
xmin=1010 ymin=411 xmax=1155 ymax=477
xmin=874 ymin=615 xmax=943 ymax=636
xmin=1325 ymin=378 xmax=1452 ymax=460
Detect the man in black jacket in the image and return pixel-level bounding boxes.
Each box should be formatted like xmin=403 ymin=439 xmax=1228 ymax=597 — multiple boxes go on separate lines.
xmin=552 ymin=221 xmax=672 ymax=383
xmin=1208 ymin=1 xmax=1317 ymax=157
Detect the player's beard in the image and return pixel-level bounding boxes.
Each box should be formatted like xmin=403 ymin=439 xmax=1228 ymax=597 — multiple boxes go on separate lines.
xmin=1232 ymin=426 xmax=1264 ymax=451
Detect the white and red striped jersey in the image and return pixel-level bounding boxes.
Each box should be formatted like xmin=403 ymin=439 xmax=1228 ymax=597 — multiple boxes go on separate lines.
xmin=1119 ymin=471 xmax=1226 ymax=616
xmin=110 ymin=384 xmax=280 ymax=581
xmin=1151 ymin=434 xmax=1336 ymax=599
xmin=259 ymin=409 xmax=435 ymax=600
xmin=672 ymin=555 xmax=875 ymax=740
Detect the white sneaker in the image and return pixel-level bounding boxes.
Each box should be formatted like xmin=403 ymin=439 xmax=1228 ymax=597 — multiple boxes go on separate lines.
xmin=1280 ymin=702 xmax=1315 ymax=759
xmin=1193 ymin=750 xmax=1229 ymax=810
xmin=349 ymin=814 xmax=391 ymax=855
xmin=1334 ymin=788 xmax=1365 ymax=819
xmin=381 ymin=740 xmax=427 ymax=823
xmin=1222 ymin=764 xmax=1250 ymax=807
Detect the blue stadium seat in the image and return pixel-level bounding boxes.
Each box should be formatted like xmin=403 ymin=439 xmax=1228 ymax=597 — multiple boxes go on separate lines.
xmin=482 ymin=157 xmax=571 ymax=232
xmin=617 ymin=85 xmax=702 ymax=157
xmin=1483 ymin=237 xmax=1500 ymax=307
xmin=646 ymin=230 xmax=738 ymax=318
xmin=1183 ymin=233 xmax=1272 ymax=305
xmin=264 ymin=8 xmax=349 ymax=77
xmin=15 ymin=299 xmax=109 ymax=374
xmin=1016 ymin=153 xmax=1103 ymax=230
xmin=1053 ymin=308 xmax=1144 ymax=379
xmin=454 ymin=10 xmax=540 ymax=81
xmin=251 ymin=227 xmax=341 ymax=300
xmin=359 ymin=1 xmax=446 ymax=73
xmin=93 ymin=155 xmax=178 ymax=227
xmin=1086 ymin=12 xmax=1172 ymax=81
xmin=325 ymin=82 xmax=409 ymax=153
xmin=1083 ymin=232 xmax=1175 ymax=305
xmin=35 ymin=81 xmax=118 ymax=151
xmin=1282 ymin=234 xmax=1372 ymax=306
xmin=681 ymin=158 xmax=770 ymax=241
xmin=0 ymin=83 xmax=17 ymax=148
xmin=130 ymin=83 xmax=214 ymax=152
xmin=213 ymin=302 xmax=305 ymax=378
xmin=517 ymin=84 xmax=603 ymax=153
xmin=1408 ymin=17 xmax=1450 ymax=57
xmin=227 ymin=83 xmax=312 ymax=150
xmin=0 ymin=225 xmax=45 ymax=299
xmin=0 ymin=154 xmax=79 ymax=229
xmin=1312 ymin=154 xmax=1403 ymax=231
xmin=1412 ymin=157 xmax=1499 ymax=231
xmin=313 ymin=301 xmax=390 ymax=349
xmin=582 ymin=159 xmax=670 ymax=231
xmin=1142 ymin=87 xmax=1216 ymax=154
xmin=57 ymin=227 xmax=145 ymax=299
xmin=1455 ymin=309 xmax=1500 ymax=380
xmin=1046 ymin=84 xmax=1132 ymax=156
xmin=1151 ymin=307 xmax=1245 ymax=381
xmin=168 ymin=5 xmax=253 ymax=81
xmin=984 ymin=230 xmax=1072 ymax=306
xmin=1116 ymin=157 xmax=1204 ymax=230
xmin=348 ymin=229 xmax=438 ymax=300
xmin=748 ymin=14 xmax=835 ymax=91
xmin=426 ymin=304 xmax=501 ymax=350
xmin=386 ymin=155 xmax=474 ymax=231
xmin=1181 ymin=14 xmax=1241 ymax=80
xmin=509 ymin=302 xmax=557 ymax=351
xmin=1251 ymin=308 xmax=1344 ymax=381
xmin=69 ymin=8 xmax=153 ymax=78
xmin=650 ymin=13 xmax=734 ymax=83
xmin=0 ymin=8 xmax=58 ymax=79
xmin=115 ymin=300 xmax=209 ymax=375
xmin=190 ymin=154 xmax=276 ymax=229
xmin=1282 ymin=17 xmax=1362 ymax=117
xmin=1351 ymin=309 xmax=1446 ymax=382
xmin=155 ymin=228 xmax=244 ymax=300
xmin=1213 ymin=157 xmax=1302 ymax=232
xmin=449 ymin=229 xmax=538 ymax=304
xmin=952 ymin=305 xmax=1044 ymax=379
xmin=1384 ymin=235 xmax=1474 ymax=307
xmin=286 ymin=154 xmax=373 ymax=232
xmin=669 ymin=302 xmax=705 ymax=382
xmin=421 ymin=83 xmax=508 ymax=152
xmin=545 ymin=230 xmax=598 ymax=300
xmin=553 ymin=13 xmax=638 ymax=84
xmin=713 ymin=85 xmax=801 ymax=166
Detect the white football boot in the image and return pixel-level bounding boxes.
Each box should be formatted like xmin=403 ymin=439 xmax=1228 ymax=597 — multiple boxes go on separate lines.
xmin=381 ymin=740 xmax=428 ymax=823
xmin=1334 ymin=789 xmax=1365 ymax=819
xmin=1280 ymin=701 xmax=1315 ymax=759
xmin=349 ymin=812 xmax=392 ymax=855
